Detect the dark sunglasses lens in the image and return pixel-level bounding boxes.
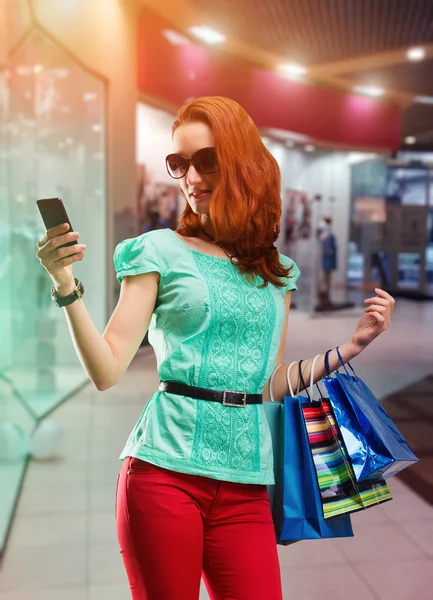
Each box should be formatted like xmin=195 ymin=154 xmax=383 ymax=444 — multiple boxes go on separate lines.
xmin=166 ymin=154 xmax=188 ymax=178
xmin=193 ymin=148 xmax=217 ymax=174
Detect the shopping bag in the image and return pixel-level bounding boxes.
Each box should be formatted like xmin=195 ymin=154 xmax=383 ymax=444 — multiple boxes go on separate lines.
xmin=302 ymin=395 xmax=392 ymax=520
xmin=263 ymin=400 xmax=294 ymax=546
xmin=299 ymin=355 xmax=392 ymax=519
xmin=323 ymin=348 xmax=418 ymax=482
xmin=279 ymin=360 xmax=353 ymax=541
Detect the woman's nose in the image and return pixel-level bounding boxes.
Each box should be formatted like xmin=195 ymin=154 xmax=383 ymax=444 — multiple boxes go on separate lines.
xmin=186 ymin=164 xmax=202 ymax=185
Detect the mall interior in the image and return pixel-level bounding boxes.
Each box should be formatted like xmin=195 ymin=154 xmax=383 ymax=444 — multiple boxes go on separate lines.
xmin=1 ymin=0 xmax=433 ymax=598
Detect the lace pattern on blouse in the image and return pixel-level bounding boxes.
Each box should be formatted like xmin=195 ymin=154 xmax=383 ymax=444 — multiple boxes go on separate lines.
xmin=191 ymin=255 xmax=277 ymax=472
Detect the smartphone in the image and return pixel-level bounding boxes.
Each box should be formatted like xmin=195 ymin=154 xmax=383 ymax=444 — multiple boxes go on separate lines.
xmin=36 ymin=197 xmax=78 ymax=249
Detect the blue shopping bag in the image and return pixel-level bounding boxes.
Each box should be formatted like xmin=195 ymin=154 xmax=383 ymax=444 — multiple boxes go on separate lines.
xmin=279 ymin=392 xmax=353 ymax=541
xmin=263 ymin=401 xmax=294 ymax=546
xmin=323 ymin=348 xmax=418 ymax=482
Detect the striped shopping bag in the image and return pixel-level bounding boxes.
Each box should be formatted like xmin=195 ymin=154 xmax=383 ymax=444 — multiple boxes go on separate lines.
xmin=302 ymin=398 xmax=392 ymax=520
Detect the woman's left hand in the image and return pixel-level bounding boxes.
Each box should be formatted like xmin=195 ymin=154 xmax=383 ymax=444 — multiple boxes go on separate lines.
xmin=353 ymin=288 xmax=395 ymax=347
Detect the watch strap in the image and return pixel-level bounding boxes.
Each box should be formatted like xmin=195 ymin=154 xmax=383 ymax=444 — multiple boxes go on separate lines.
xmin=51 ymin=278 xmax=84 ymax=307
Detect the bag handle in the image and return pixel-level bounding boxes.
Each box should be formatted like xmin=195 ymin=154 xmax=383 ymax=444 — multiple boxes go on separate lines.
xmin=269 ymin=363 xmax=283 ymax=403
xmin=310 ymin=354 xmax=324 ymax=401
xmin=324 ymin=349 xmax=332 ymax=376
xmin=300 ymin=354 xmax=324 ymax=402
xmin=286 ymin=361 xmax=298 ymax=398
xmin=298 ymin=360 xmax=311 ymax=401
xmin=336 ymin=346 xmax=358 ymax=380
xmin=286 ymin=360 xmax=310 ymax=398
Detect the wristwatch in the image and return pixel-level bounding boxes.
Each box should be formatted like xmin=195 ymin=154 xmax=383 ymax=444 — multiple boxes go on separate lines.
xmin=51 ymin=278 xmax=84 ymax=307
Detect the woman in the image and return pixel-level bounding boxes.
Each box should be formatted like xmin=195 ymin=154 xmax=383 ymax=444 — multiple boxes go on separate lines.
xmin=36 ymin=96 xmax=394 ymax=600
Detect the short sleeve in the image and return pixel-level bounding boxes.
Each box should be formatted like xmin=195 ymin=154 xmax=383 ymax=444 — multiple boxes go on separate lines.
xmin=279 ymin=254 xmax=301 ymax=293
xmin=113 ymin=234 xmax=162 ymax=284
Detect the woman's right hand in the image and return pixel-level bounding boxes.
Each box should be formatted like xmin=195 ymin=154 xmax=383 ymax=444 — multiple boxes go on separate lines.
xmin=36 ymin=223 xmax=87 ymax=291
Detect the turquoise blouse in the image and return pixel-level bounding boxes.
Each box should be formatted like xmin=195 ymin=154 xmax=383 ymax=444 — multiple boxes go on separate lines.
xmin=113 ymin=229 xmax=300 ymax=485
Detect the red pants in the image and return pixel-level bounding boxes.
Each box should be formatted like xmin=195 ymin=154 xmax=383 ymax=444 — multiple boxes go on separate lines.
xmin=116 ymin=456 xmax=283 ymax=600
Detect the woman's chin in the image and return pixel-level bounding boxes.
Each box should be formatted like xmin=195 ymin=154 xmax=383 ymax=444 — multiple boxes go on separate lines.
xmin=190 ymin=198 xmax=212 ymax=215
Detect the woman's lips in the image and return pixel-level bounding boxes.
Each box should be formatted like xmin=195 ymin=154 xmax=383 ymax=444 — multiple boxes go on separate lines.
xmin=191 ymin=190 xmax=211 ymax=199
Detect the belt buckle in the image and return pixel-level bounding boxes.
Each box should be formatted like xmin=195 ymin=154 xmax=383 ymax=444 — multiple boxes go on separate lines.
xmin=222 ymin=390 xmax=247 ymax=407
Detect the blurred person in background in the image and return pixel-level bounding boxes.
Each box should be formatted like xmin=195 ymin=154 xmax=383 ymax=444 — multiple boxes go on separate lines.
xmin=317 ymin=215 xmax=338 ymax=307
xmin=36 ymin=96 xmax=395 ymax=600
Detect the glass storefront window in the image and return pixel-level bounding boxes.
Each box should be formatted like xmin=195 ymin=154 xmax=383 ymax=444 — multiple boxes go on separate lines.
xmin=1 ymin=26 xmax=106 ymax=554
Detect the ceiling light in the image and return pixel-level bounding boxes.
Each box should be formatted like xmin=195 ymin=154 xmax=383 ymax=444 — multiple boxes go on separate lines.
xmin=33 ymin=64 xmax=44 ymax=74
xmin=54 ymin=68 xmax=69 ymax=78
xmin=83 ymin=92 xmax=98 ymax=102
xmin=414 ymin=96 xmax=433 ymax=105
xmin=407 ymin=47 xmax=425 ymax=61
xmin=347 ymin=152 xmax=378 ymax=164
xmin=305 ymin=145 xmax=315 ymax=152
xmin=92 ymin=124 xmax=102 ymax=132
xmin=163 ymin=29 xmax=190 ymax=46
xmin=16 ymin=66 xmax=32 ymax=76
xmin=353 ymin=85 xmax=385 ymax=97
xmin=405 ymin=136 xmax=416 ymax=145
xmin=278 ymin=63 xmax=308 ymax=76
xmin=188 ymin=26 xmax=226 ymax=45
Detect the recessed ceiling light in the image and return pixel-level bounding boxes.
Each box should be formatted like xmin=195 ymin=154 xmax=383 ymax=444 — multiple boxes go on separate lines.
xmin=305 ymin=145 xmax=315 ymax=152
xmin=347 ymin=152 xmax=379 ymax=164
xmin=407 ymin=47 xmax=425 ymax=61
xmin=162 ymin=29 xmax=190 ymax=46
xmin=414 ymin=95 xmax=433 ymax=105
xmin=278 ymin=63 xmax=308 ymax=76
xmin=405 ymin=136 xmax=416 ymax=145
xmin=353 ymin=85 xmax=385 ymax=97
xmin=16 ymin=66 xmax=32 ymax=76
xmin=83 ymin=92 xmax=98 ymax=102
xmin=188 ymin=26 xmax=226 ymax=45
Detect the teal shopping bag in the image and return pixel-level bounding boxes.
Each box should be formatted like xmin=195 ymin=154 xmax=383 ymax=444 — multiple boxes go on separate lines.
xmin=263 ymin=401 xmax=293 ymax=545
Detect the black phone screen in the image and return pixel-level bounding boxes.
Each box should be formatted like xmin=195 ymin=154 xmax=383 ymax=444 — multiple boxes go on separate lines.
xmin=36 ymin=198 xmax=78 ymax=249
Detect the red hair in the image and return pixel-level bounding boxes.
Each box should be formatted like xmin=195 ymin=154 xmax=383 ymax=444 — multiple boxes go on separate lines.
xmin=172 ymin=96 xmax=293 ymax=289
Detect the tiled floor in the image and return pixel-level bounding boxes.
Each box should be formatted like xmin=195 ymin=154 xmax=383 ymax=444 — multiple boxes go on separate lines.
xmin=1 ymin=299 xmax=433 ymax=599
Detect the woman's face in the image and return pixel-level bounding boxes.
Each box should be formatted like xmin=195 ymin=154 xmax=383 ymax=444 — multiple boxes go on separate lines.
xmin=172 ymin=122 xmax=218 ymax=217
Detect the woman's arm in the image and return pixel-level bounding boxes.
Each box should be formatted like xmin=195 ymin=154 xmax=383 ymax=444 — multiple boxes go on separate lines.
xmin=264 ymin=288 xmax=395 ymax=402
xmin=58 ymin=273 xmax=159 ymax=391
xmin=269 ymin=340 xmax=362 ymax=402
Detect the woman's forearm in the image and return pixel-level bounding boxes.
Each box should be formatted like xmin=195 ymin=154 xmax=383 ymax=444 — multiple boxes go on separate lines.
xmin=268 ymin=338 xmax=364 ymax=402
xmin=56 ymin=281 xmax=121 ymax=391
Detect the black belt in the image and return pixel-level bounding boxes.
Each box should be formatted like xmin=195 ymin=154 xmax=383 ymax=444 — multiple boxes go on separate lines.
xmin=158 ymin=381 xmax=262 ymax=408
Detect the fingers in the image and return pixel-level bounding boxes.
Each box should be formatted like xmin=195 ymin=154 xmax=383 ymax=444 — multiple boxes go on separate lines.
xmin=364 ymin=297 xmax=389 ymax=308
xmin=36 ymin=231 xmax=80 ymax=259
xmin=52 ymin=248 xmax=85 ymax=268
xmin=374 ymin=288 xmax=395 ymax=302
xmin=364 ymin=304 xmax=387 ymax=315
xmin=368 ymin=311 xmax=386 ymax=324
xmin=37 ymin=223 xmax=70 ymax=249
xmin=364 ymin=289 xmax=395 ymax=310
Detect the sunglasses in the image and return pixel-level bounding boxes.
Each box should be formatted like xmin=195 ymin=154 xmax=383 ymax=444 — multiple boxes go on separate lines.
xmin=165 ymin=147 xmax=218 ymax=179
